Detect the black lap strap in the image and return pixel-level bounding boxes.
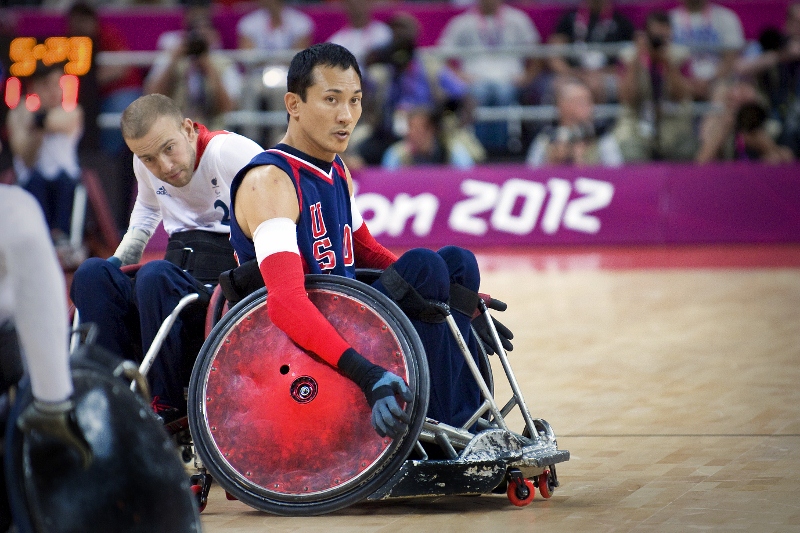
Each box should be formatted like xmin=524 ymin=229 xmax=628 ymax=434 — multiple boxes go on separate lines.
xmin=164 ymin=230 xmax=238 ymax=284
xmin=448 ymin=282 xmax=480 ymax=318
xmin=218 ymin=258 xmax=265 ymax=306
xmin=378 ymin=266 xmax=449 ymax=324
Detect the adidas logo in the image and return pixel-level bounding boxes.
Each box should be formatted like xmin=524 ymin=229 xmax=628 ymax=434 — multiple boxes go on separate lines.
xmin=156 ymin=186 xmax=169 ymax=196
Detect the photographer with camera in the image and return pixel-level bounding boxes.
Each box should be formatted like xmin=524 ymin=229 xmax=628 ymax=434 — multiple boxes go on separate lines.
xmin=144 ymin=1 xmax=241 ymax=130
xmin=735 ymin=2 xmax=800 ymax=156
xmin=613 ymin=10 xmax=697 ymax=162
xmin=526 ymin=78 xmax=622 ymax=167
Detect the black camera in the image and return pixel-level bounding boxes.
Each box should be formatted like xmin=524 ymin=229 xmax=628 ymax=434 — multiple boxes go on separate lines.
xmin=648 ymin=33 xmax=666 ymax=50
xmin=185 ymin=28 xmax=209 ymax=57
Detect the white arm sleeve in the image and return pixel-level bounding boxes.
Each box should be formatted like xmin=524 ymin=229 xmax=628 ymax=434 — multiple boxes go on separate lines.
xmin=0 ymin=185 xmax=72 ymax=403
xmin=350 ymin=196 xmax=364 ymax=232
xmin=112 ymin=226 xmax=152 ymax=266
xmin=253 ymin=218 xmax=300 ymax=264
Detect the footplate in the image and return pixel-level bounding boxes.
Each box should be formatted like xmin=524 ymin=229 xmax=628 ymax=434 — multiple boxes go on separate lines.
xmin=367 ymin=429 xmax=569 ymax=500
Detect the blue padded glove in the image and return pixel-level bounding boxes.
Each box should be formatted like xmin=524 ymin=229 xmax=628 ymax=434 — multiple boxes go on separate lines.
xmin=366 ymin=372 xmax=413 ymax=439
xmin=106 ymin=256 xmax=122 ymax=269
xmin=338 ymin=348 xmax=413 ymax=439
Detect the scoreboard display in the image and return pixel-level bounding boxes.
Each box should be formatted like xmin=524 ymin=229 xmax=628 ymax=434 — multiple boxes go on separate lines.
xmin=3 ymin=36 xmax=92 ymax=112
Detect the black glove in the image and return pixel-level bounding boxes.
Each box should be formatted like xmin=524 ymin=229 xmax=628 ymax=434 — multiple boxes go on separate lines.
xmin=338 ymin=348 xmax=413 ymax=439
xmin=472 ymin=297 xmax=514 ymax=355
xmin=17 ymin=398 xmax=92 ymax=469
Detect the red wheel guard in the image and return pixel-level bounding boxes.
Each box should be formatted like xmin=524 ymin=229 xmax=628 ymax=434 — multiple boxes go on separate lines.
xmin=203 ymin=289 xmax=410 ymax=496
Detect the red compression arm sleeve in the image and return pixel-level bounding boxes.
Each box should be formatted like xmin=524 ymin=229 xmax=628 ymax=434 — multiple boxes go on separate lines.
xmin=353 ymin=224 xmax=397 ymax=270
xmin=260 ymin=251 xmax=350 ymax=367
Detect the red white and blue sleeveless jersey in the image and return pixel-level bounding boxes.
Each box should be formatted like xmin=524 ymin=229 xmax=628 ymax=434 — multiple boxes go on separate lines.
xmin=230 ymin=144 xmax=356 ymax=278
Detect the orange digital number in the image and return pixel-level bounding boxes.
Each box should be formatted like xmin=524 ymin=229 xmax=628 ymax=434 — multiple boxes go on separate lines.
xmin=66 ymin=37 xmax=92 ymax=76
xmin=9 ymin=37 xmax=37 ymax=77
xmin=8 ymin=37 xmax=93 ymax=77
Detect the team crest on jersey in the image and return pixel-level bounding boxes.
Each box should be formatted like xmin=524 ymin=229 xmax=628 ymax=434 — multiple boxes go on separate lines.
xmin=156 ymin=186 xmax=170 ymax=196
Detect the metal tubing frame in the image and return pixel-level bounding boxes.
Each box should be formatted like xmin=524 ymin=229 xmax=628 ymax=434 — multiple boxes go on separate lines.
xmin=134 ymin=293 xmax=200 ymax=388
xmin=476 ymin=299 xmax=539 ymax=442
xmin=443 ymin=313 xmax=509 ymax=432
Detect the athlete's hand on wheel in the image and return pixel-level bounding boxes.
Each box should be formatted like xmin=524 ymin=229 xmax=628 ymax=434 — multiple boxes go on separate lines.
xmin=17 ymin=398 xmax=92 ymax=468
xmin=338 ymin=348 xmax=414 ymax=439
xmin=366 ymin=372 xmax=413 ymax=439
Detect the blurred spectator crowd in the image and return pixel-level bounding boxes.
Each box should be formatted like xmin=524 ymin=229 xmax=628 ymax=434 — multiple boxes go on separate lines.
xmin=2 ymin=0 xmax=800 ymax=190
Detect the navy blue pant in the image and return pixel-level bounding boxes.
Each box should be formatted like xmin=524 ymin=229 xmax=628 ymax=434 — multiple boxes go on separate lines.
xmin=22 ymin=171 xmax=78 ymax=236
xmin=373 ymin=247 xmax=482 ymax=428
xmin=70 ymin=258 xmax=210 ymax=412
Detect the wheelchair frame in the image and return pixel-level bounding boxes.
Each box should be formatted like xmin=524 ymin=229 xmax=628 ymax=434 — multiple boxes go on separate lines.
xmin=73 ymin=268 xmax=569 ymax=513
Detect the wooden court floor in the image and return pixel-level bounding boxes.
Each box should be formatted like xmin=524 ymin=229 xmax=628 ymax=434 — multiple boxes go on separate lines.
xmin=200 ymin=244 xmax=800 ymax=533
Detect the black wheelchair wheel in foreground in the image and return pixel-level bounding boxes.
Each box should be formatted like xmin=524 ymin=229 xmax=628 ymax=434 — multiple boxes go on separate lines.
xmin=5 ymin=344 xmax=201 ymax=533
xmin=188 ymin=275 xmax=430 ymax=516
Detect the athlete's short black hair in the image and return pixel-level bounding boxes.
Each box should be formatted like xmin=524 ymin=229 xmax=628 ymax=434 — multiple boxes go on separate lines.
xmin=287 ymin=43 xmax=362 ymax=101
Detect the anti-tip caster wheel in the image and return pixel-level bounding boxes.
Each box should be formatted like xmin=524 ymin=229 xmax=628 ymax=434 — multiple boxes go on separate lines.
xmin=190 ymin=485 xmax=207 ymax=513
xmin=506 ymin=469 xmax=535 ymax=506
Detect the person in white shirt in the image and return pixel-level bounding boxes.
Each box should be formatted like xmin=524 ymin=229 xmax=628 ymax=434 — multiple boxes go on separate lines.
xmin=669 ymin=0 xmax=745 ymax=100
xmin=6 ymin=62 xmax=84 ymax=268
xmin=437 ymin=0 xmax=541 ymax=152
xmin=70 ymin=94 xmax=263 ymax=423
xmin=0 ymin=184 xmax=88 ymax=531
xmin=236 ymin=0 xmax=314 ymax=52
xmin=327 ymin=0 xmax=392 ymax=69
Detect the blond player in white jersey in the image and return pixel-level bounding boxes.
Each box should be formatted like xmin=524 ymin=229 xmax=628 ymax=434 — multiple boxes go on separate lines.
xmin=70 ymin=94 xmax=263 ymax=423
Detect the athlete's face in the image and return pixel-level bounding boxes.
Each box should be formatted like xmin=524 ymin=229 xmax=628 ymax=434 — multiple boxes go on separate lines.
xmin=288 ymin=65 xmax=362 ymax=161
xmin=126 ymin=116 xmax=198 ymax=188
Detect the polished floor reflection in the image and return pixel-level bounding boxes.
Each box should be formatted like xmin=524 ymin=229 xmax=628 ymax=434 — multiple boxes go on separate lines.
xmin=201 ymin=245 xmax=800 ymax=533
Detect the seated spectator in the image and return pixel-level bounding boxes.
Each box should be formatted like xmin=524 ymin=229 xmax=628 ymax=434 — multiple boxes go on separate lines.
xmin=236 ymin=0 xmax=314 ymax=146
xmin=735 ymin=101 xmax=795 ymax=163
xmin=695 ymin=80 xmax=777 ymax=162
xmin=735 ymin=2 xmax=800 ymax=156
xmin=236 ymin=0 xmax=314 ymax=52
xmin=351 ymin=12 xmax=481 ymax=168
xmin=382 ymin=106 xmax=475 ymax=170
xmin=526 ymin=78 xmax=622 ymax=167
xmin=613 ymin=10 xmax=696 ymax=162
xmin=67 ymin=1 xmax=143 ymax=157
xmin=328 ymin=0 xmax=392 ymax=69
xmin=144 ymin=0 xmax=242 ymax=130
xmin=437 ymin=0 xmax=541 ymax=155
xmin=6 ymin=63 xmax=86 ymax=269
xmin=545 ymin=0 xmax=635 ymax=105
xmin=669 ymin=0 xmax=745 ymax=102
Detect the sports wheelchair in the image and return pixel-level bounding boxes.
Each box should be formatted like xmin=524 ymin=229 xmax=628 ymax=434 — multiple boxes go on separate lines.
xmin=176 ymin=268 xmax=570 ymax=516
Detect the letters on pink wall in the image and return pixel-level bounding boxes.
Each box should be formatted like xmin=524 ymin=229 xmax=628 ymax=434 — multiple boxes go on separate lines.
xmin=350 ymin=163 xmax=800 ymax=248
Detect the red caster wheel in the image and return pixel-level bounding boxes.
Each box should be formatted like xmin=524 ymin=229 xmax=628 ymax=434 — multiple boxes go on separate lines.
xmin=191 ymin=485 xmax=208 ymax=513
xmin=225 ymin=491 xmax=238 ymax=501
xmin=537 ymin=469 xmax=553 ymax=499
xmin=506 ymin=478 xmax=535 ymax=506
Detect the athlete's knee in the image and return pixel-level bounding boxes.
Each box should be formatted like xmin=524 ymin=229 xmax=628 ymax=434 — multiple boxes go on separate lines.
xmin=71 ymin=258 xmax=116 ymax=299
xmin=393 ymin=248 xmax=450 ymax=303
xmin=437 ymin=246 xmax=480 ymax=292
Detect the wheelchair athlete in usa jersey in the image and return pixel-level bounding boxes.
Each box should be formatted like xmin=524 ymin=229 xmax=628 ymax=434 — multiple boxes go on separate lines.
xmin=183 ymin=43 xmax=569 ymax=516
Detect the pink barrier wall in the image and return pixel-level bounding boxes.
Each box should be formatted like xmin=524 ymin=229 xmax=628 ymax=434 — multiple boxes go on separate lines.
xmin=349 ymin=162 xmax=800 ymax=248
xmin=11 ymin=0 xmax=794 ymax=51
xmin=142 ymin=161 xmax=800 ymax=253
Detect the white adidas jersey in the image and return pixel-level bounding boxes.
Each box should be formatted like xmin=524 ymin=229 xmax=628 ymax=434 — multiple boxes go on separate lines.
xmin=129 ymin=128 xmax=263 ymax=237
